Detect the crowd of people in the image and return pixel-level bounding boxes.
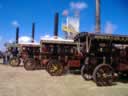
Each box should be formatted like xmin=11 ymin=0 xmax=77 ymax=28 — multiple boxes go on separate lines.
xmin=2 ymin=47 xmax=18 ymax=64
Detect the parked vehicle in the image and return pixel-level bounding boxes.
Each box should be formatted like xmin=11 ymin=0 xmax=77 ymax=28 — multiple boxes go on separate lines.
xmin=22 ymin=31 xmax=128 ymax=86
xmin=41 ymin=38 xmax=83 ymax=75
xmin=24 ymin=38 xmax=83 ymax=75
xmin=24 ymin=13 xmax=82 ymax=75
xmin=74 ymin=32 xmax=128 ymax=86
xmin=9 ymin=43 xmax=40 ymax=68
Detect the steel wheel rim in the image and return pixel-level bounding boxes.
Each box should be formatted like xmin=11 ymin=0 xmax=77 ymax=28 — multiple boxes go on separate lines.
xmin=49 ymin=63 xmax=59 ymax=73
xmin=26 ymin=61 xmax=33 ymax=67
xmin=47 ymin=60 xmax=64 ymax=76
xmin=10 ymin=58 xmax=19 ymax=66
xmin=95 ymin=66 xmax=113 ymax=86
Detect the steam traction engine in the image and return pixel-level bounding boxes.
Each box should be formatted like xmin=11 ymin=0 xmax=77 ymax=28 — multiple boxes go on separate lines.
xmin=74 ymin=32 xmax=128 ymax=86
xmin=40 ymin=38 xmax=83 ymax=76
xmin=9 ymin=43 xmax=40 ymax=68
xmin=23 ymin=12 xmax=83 ymax=72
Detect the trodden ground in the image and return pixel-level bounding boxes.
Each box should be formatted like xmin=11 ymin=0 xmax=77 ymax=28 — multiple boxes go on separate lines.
xmin=0 ymin=59 xmax=128 ymax=96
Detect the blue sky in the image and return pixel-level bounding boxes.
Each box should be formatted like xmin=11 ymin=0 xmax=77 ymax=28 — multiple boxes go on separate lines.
xmin=0 ymin=0 xmax=128 ymax=50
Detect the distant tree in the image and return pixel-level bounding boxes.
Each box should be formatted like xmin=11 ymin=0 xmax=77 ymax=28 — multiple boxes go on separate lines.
xmin=4 ymin=41 xmax=16 ymax=49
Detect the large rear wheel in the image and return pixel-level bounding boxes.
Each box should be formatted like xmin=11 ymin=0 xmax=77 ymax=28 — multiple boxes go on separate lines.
xmin=9 ymin=57 xmax=20 ymax=67
xmin=93 ymin=64 xmax=114 ymax=86
xmin=24 ymin=58 xmax=36 ymax=70
xmin=47 ymin=60 xmax=64 ymax=76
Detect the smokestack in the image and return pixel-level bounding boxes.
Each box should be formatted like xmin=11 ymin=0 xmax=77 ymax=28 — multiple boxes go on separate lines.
xmin=16 ymin=27 xmax=19 ymax=44
xmin=95 ymin=0 xmax=100 ymax=33
xmin=32 ymin=22 xmax=35 ymax=42
xmin=54 ymin=12 xmax=59 ymax=39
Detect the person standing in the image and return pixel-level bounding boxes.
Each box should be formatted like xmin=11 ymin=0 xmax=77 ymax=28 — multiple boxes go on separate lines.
xmin=3 ymin=50 xmax=8 ymax=64
xmin=7 ymin=48 xmax=11 ymax=63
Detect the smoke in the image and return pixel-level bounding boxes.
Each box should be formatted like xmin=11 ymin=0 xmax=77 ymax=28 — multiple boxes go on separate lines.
xmin=62 ymin=10 xmax=69 ymax=16
xmin=70 ymin=2 xmax=88 ymax=16
xmin=104 ymin=21 xmax=117 ymax=34
xmin=12 ymin=20 xmax=20 ymax=27
xmin=19 ymin=36 xmax=32 ymax=43
xmin=70 ymin=2 xmax=88 ymax=11
xmin=62 ymin=2 xmax=88 ymax=17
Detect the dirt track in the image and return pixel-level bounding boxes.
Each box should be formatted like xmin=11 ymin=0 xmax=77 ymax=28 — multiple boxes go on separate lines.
xmin=0 ymin=60 xmax=128 ymax=96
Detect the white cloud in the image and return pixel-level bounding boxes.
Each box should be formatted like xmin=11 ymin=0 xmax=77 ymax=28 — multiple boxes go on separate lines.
xmin=12 ymin=20 xmax=20 ymax=27
xmin=8 ymin=39 xmax=14 ymax=43
xmin=19 ymin=36 xmax=32 ymax=43
xmin=104 ymin=21 xmax=117 ymax=34
xmin=62 ymin=2 xmax=88 ymax=17
xmin=41 ymin=34 xmax=51 ymax=38
xmin=62 ymin=9 xmax=69 ymax=16
xmin=70 ymin=2 xmax=88 ymax=10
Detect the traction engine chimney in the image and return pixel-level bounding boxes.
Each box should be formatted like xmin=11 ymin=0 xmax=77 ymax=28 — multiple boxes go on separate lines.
xmin=32 ymin=22 xmax=35 ymax=42
xmin=95 ymin=0 xmax=101 ymax=33
xmin=54 ymin=12 xmax=59 ymax=39
xmin=16 ymin=27 xmax=19 ymax=44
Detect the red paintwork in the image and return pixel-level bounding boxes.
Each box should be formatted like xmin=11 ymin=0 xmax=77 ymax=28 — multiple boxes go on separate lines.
xmin=42 ymin=47 xmax=48 ymax=52
xmin=21 ymin=52 xmax=28 ymax=59
xmin=116 ymin=63 xmax=128 ymax=71
xmin=115 ymin=49 xmax=128 ymax=72
xmin=76 ymin=52 xmax=84 ymax=59
xmin=68 ymin=60 xmax=80 ymax=67
xmin=34 ymin=55 xmax=39 ymax=59
xmin=41 ymin=59 xmax=49 ymax=65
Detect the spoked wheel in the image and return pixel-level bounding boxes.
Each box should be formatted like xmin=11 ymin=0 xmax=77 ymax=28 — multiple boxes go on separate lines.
xmin=24 ymin=58 xmax=36 ymax=70
xmin=9 ymin=57 xmax=20 ymax=67
xmin=93 ymin=64 xmax=114 ymax=86
xmin=81 ymin=57 xmax=97 ymax=80
xmin=81 ymin=64 xmax=92 ymax=80
xmin=47 ymin=60 xmax=64 ymax=76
